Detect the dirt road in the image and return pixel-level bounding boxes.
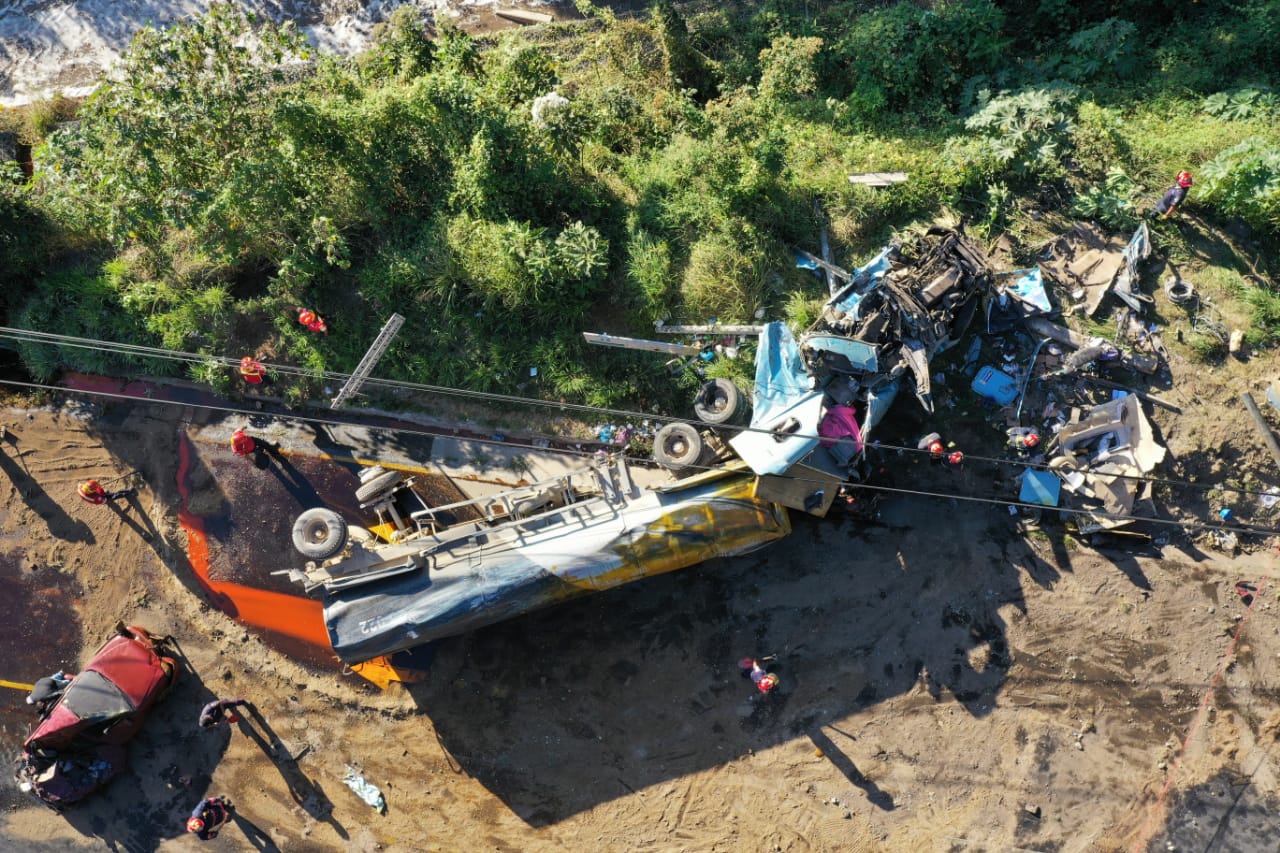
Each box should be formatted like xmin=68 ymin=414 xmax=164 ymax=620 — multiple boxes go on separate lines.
xmin=0 ymin=376 xmax=1277 ymax=851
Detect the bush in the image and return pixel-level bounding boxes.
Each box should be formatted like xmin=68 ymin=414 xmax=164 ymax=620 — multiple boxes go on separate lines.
xmin=1070 ymin=168 xmax=1140 ymax=230
xmin=957 ymin=84 xmax=1079 ymax=182
xmin=823 ymin=0 xmax=1006 ymax=114
xmin=1198 ymin=139 xmax=1280 ymax=232
xmin=757 ymin=36 xmax=823 ymax=103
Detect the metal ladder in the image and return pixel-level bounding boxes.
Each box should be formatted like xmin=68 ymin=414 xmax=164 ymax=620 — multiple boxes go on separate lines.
xmin=331 ymin=313 xmax=405 ymax=409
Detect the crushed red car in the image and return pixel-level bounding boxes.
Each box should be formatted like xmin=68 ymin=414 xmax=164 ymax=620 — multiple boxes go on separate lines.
xmin=14 ymin=623 xmax=178 ymax=807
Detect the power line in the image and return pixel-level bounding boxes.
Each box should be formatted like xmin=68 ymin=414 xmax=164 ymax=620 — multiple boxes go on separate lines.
xmin=2 ymin=326 xmax=1275 ymax=502
xmin=1 ymin=375 xmax=1275 ymax=539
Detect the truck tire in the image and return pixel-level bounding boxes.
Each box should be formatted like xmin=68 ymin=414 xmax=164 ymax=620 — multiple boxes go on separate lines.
xmin=693 ymin=378 xmax=743 ymax=425
xmin=358 ymin=465 xmax=388 ymax=484
xmin=355 ymin=470 xmax=403 ymax=503
xmin=653 ymin=422 xmax=704 ymax=473
xmin=292 ymin=508 xmax=349 ymax=561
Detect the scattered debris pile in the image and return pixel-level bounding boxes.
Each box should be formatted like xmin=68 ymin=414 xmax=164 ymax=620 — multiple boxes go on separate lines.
xmin=1048 ymin=394 xmax=1166 ymax=533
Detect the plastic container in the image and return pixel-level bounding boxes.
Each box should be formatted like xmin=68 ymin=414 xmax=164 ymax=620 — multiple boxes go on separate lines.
xmin=971 ymin=366 xmax=1019 ymax=406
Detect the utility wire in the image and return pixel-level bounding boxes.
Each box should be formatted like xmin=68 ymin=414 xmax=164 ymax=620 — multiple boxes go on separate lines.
xmin=1 ymin=325 xmax=1274 ymax=500
xmin=1 ymin=375 xmax=1275 ymax=539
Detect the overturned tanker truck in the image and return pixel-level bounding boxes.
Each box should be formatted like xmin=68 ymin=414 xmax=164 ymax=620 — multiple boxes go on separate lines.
xmin=282 ymin=224 xmax=992 ymax=668
xmin=281 ymin=457 xmax=789 ymax=665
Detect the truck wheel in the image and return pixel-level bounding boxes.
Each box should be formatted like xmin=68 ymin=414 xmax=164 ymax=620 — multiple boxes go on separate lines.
xmin=653 ymin=423 xmax=704 ymax=473
xmin=358 ymin=465 xmax=388 ymax=484
xmin=693 ymin=378 xmax=743 ymax=425
xmin=355 ymin=470 xmax=403 ymax=503
xmin=292 ymin=508 xmax=349 ymax=560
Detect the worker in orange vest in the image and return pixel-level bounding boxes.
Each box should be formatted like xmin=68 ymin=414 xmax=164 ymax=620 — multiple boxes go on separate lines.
xmin=230 ymin=429 xmax=256 ymax=458
xmin=297 ymin=307 xmax=328 ymax=334
xmin=239 ymin=356 xmax=266 ymax=385
xmin=78 ymin=479 xmax=135 ymax=504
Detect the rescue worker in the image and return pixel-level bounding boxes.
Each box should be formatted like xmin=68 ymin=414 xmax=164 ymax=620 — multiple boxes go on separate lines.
xmin=1154 ymin=171 xmax=1193 ymax=219
xmin=739 ymin=657 xmax=780 ymax=694
xmin=187 ymin=795 xmax=234 ymax=840
xmin=26 ymin=671 xmax=72 ymax=714
xmin=917 ymin=432 xmax=945 ymax=460
xmin=230 ymin=429 xmax=256 ymax=458
xmin=239 ymin=356 xmax=266 ymax=385
xmin=77 ymin=479 xmax=135 ymax=504
xmin=199 ymin=697 xmax=249 ymax=729
xmin=297 ymin=307 xmax=328 ymax=334
xmin=1007 ymin=427 xmax=1041 ymax=453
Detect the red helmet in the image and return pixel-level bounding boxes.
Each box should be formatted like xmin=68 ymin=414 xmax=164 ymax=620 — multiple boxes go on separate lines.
xmin=1023 ymin=432 xmax=1040 ymax=448
xmin=298 ymin=308 xmax=316 ymax=324
xmin=1177 ymin=171 xmax=1193 ymax=188
xmin=928 ymin=440 xmax=944 ymax=457
xmin=187 ymin=818 xmax=205 ymax=833
xmin=947 ymin=451 xmax=965 ymax=465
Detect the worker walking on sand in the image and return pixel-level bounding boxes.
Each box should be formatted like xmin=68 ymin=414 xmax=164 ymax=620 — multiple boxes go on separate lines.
xmin=230 ymin=428 xmax=256 ymax=458
xmin=77 ymin=479 xmax=135 ymax=505
xmin=199 ymin=697 xmax=250 ymax=729
xmin=297 ymin=307 xmax=328 ymax=334
xmin=239 ymin=356 xmax=267 ymax=385
xmin=187 ymin=796 xmax=235 ymax=840
xmin=1153 ymin=171 xmax=1193 ymax=219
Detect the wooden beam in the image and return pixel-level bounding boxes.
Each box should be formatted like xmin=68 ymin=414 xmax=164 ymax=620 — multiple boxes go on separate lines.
xmin=794 ymin=248 xmax=852 ymax=282
xmin=582 ymin=332 xmax=701 ymax=356
xmin=847 ymin=171 xmax=908 ymax=187
xmin=653 ymin=324 xmax=764 ymax=336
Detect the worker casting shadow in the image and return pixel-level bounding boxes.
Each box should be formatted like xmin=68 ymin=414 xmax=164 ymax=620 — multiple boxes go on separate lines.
xmin=232 ymin=813 xmax=282 ymax=852
xmin=239 ymin=704 xmax=348 ymax=840
xmin=0 ymin=439 xmax=94 ymax=544
xmin=808 ymin=728 xmax=895 ymax=811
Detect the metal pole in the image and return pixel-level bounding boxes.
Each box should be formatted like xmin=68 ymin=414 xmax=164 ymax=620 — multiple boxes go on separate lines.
xmin=1241 ymin=392 xmax=1280 ymax=473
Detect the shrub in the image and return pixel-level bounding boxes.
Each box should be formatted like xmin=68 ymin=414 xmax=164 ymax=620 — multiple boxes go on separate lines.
xmin=1201 ymin=88 xmax=1279 ymax=122
xmin=958 ymin=84 xmax=1079 ymax=181
xmin=1070 ymin=169 xmax=1140 ymax=230
xmin=1198 ymin=139 xmax=1280 ymax=232
xmin=757 ymin=36 xmax=823 ymax=103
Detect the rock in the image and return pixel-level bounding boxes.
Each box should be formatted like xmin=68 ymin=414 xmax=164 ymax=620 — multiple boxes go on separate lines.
xmin=843 ymin=810 xmax=852 ymax=820
xmin=1024 ymin=803 xmax=1041 ymax=819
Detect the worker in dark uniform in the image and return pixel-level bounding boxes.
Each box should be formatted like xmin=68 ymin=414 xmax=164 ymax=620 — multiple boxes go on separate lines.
xmin=26 ymin=671 xmax=72 ymax=714
xmin=187 ymin=796 xmax=235 ymax=840
xmin=1154 ymin=171 xmax=1193 ymax=218
xmin=198 ymin=697 xmax=249 ymax=729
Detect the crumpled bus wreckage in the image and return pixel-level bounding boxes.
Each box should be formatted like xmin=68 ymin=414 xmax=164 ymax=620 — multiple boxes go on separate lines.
xmin=727 ymin=226 xmax=993 ymax=503
xmin=282 ymin=457 xmax=789 ymax=665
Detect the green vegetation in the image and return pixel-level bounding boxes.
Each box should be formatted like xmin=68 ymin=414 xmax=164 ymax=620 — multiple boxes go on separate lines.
xmin=2 ymin=0 xmax=1279 ymax=413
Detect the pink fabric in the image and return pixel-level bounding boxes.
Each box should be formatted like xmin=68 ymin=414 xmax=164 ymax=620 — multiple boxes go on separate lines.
xmin=818 ymin=405 xmax=863 ymax=454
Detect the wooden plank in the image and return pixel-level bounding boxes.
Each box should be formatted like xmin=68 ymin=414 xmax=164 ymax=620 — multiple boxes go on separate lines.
xmin=582 ymin=332 xmax=701 ymax=356
xmin=847 ymin=171 xmax=907 ymax=187
xmin=495 ymin=8 xmax=554 ymax=24
xmin=794 ymin=247 xmax=852 ymax=282
xmin=653 ymin=324 xmax=764 ymax=336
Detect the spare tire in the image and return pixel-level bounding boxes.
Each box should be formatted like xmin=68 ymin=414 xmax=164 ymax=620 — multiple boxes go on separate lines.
xmin=358 ymin=465 xmax=388 ymax=484
xmin=653 ymin=422 xmax=704 ymax=473
xmin=693 ymin=378 xmax=744 ymax=425
xmin=292 ymin=508 xmax=349 ymax=561
xmin=355 ymin=469 xmax=403 ymax=503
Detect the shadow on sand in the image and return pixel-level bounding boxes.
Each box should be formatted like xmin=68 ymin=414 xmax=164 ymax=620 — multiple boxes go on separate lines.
xmin=410 ymin=499 xmax=1028 ymax=827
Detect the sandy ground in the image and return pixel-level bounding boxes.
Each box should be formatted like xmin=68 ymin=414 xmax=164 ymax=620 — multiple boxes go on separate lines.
xmin=0 ymin=317 xmax=1279 ymax=853
xmin=0 ymin=0 xmax=560 ymax=107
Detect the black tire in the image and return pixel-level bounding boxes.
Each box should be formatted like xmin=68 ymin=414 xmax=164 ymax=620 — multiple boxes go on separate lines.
xmin=693 ymin=378 xmax=743 ymax=425
xmin=355 ymin=470 xmax=402 ymax=503
xmin=292 ymin=508 xmax=349 ymax=560
xmin=653 ymin=423 xmax=704 ymax=473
